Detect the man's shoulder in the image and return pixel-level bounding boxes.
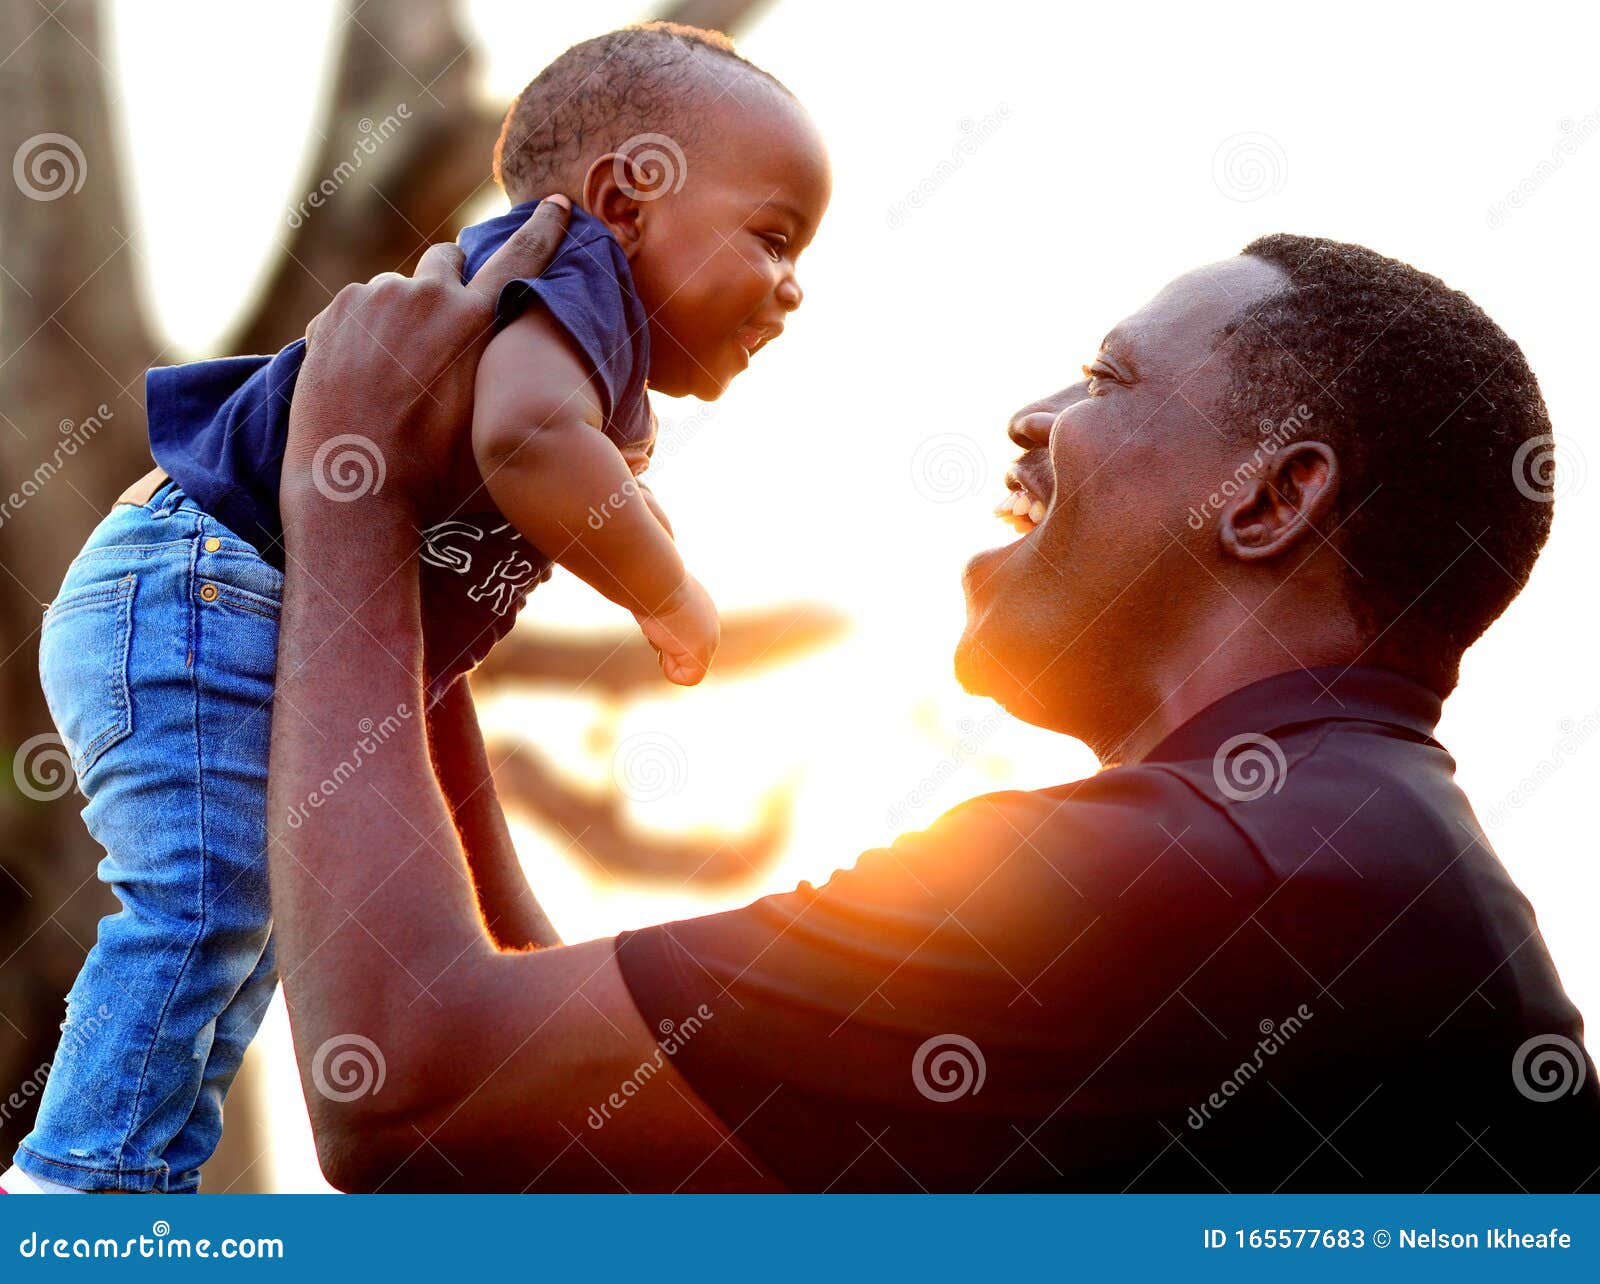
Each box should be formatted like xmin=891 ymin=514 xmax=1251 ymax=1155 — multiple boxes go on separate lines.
xmin=1141 ymin=713 xmax=1472 ymax=892
xmin=922 ymin=756 xmax=1267 ymax=863
xmin=920 ymin=758 xmax=1220 ymax=833
xmin=892 ymin=714 xmax=1478 ymax=927
xmin=835 ymin=764 xmax=1275 ymax=929
xmin=1128 ymin=712 xmax=1544 ymax=1015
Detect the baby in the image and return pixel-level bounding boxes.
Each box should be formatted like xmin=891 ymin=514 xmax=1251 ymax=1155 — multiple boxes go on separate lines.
xmin=8 ymin=22 xmax=829 ymax=1193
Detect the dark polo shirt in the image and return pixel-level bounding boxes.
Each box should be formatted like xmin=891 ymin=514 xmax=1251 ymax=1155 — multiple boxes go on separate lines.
xmin=617 ymin=666 xmax=1600 ymax=1191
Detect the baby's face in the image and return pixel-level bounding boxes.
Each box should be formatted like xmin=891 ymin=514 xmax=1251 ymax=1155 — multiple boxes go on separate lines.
xmin=624 ymin=90 xmax=831 ymax=399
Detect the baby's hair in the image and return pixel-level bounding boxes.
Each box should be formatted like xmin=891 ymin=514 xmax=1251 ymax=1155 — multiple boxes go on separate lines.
xmin=494 ymin=22 xmax=794 ymax=204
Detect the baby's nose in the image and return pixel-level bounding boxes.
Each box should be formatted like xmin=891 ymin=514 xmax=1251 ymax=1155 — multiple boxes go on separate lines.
xmin=776 ymin=274 xmax=803 ymax=311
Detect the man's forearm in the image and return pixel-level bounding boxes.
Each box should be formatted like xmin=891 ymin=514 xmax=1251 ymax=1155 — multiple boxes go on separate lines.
xmin=427 ymin=682 xmax=562 ymax=950
xmin=267 ymin=482 xmax=504 ymax=1059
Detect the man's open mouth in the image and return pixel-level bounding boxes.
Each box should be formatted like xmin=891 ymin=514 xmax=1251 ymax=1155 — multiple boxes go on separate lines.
xmin=993 ymin=467 xmax=1049 ymax=535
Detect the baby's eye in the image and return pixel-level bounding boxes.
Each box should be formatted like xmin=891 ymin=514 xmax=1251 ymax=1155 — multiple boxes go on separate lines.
xmin=758 ymin=232 xmax=788 ymax=262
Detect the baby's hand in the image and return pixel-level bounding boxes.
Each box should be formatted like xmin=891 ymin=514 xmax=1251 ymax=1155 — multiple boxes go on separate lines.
xmin=635 ymin=576 xmax=720 ymax=686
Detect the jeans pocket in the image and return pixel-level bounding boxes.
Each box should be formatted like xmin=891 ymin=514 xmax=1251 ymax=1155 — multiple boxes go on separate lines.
xmin=39 ymin=573 xmax=136 ymax=776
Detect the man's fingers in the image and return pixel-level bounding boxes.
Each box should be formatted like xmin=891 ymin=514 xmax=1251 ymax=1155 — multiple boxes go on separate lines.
xmin=468 ymin=194 xmax=571 ymax=304
xmin=414 ymin=241 xmax=466 ymax=284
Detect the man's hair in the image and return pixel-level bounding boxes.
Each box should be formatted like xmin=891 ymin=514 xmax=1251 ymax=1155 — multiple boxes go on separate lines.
xmin=1220 ymin=234 xmax=1554 ymax=694
xmin=494 ymin=22 xmax=791 ymax=202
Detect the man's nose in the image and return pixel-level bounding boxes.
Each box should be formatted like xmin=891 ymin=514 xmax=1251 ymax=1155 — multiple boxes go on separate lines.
xmin=1007 ymin=411 xmax=1057 ymax=450
xmin=1006 ymin=380 xmax=1091 ymax=449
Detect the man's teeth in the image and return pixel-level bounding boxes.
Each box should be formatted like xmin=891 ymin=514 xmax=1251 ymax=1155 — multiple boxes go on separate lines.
xmin=993 ymin=490 xmax=1047 ymax=529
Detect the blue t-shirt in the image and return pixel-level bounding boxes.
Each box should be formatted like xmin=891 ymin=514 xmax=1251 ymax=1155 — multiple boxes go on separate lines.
xmin=146 ymin=201 xmax=654 ymax=698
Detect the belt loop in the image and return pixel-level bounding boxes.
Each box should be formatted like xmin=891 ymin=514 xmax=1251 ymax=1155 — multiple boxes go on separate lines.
xmin=113 ymin=467 xmax=170 ymax=511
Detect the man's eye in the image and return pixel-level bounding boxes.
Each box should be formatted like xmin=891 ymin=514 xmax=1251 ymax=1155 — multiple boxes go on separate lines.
xmin=1082 ymin=362 xmax=1117 ymax=394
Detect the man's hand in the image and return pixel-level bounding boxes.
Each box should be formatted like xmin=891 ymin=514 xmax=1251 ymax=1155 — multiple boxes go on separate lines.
xmin=284 ymin=195 xmax=571 ymax=519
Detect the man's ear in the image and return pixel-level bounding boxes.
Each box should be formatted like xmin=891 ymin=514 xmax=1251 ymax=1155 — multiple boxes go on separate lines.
xmin=1218 ymin=439 xmax=1341 ymax=562
xmin=582 ymin=155 xmax=648 ymax=258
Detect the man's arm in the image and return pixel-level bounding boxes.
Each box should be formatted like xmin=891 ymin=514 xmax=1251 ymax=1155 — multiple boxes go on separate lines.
xmin=270 ymin=478 xmax=772 ymax=1191
xmin=426 ymin=681 xmax=560 ymax=951
xmin=267 ymin=211 xmax=775 ymax=1191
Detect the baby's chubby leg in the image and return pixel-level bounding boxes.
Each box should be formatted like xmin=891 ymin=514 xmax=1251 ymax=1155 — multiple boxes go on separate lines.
xmin=13 ymin=489 xmax=279 ymax=1193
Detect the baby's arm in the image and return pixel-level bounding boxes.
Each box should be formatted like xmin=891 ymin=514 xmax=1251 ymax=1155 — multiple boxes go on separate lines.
xmin=472 ymin=310 xmax=718 ymax=684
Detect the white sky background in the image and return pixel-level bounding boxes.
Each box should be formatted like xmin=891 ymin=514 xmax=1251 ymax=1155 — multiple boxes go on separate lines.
xmin=107 ymin=0 xmax=1600 ymax=1192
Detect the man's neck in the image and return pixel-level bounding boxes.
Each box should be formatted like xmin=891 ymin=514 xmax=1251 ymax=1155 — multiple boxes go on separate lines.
xmin=1093 ymin=609 xmax=1366 ymax=766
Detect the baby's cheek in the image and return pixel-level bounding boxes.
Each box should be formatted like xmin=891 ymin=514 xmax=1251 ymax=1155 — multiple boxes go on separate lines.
xmin=705 ymin=248 xmax=770 ymax=314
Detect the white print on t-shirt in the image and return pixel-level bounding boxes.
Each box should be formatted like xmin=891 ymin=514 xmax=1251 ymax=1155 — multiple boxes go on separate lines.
xmin=420 ymin=517 xmax=543 ymax=617
xmin=418 ymin=519 xmax=483 ymax=573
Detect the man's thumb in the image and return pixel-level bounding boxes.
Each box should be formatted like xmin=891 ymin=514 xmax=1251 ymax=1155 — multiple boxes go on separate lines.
xmin=469 ymin=195 xmax=571 ymax=302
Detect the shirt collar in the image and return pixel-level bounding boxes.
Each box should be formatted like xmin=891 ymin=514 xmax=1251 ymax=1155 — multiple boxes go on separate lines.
xmin=1141 ymin=665 xmax=1443 ymax=765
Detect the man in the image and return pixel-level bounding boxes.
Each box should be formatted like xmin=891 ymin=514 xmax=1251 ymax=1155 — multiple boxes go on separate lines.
xmin=266 ymin=201 xmax=1600 ymax=1192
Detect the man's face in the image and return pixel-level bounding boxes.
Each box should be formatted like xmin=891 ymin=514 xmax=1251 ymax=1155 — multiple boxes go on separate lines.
xmin=628 ymin=89 xmax=832 ymax=400
xmin=955 ymin=256 xmax=1291 ymax=736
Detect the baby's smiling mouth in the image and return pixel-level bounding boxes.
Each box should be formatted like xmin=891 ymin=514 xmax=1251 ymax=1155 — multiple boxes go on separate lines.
xmin=734 ymin=323 xmax=782 ymax=358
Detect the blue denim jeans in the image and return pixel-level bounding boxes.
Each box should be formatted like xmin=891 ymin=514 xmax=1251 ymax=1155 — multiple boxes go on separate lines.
xmin=15 ymin=481 xmax=281 ymax=1193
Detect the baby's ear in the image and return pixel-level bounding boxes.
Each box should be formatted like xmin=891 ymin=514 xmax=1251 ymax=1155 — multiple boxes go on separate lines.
xmin=582 ymin=154 xmax=648 ymax=257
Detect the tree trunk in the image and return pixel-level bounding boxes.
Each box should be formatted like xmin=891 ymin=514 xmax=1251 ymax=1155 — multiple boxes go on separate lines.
xmin=0 ymin=0 xmax=159 ymax=1178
